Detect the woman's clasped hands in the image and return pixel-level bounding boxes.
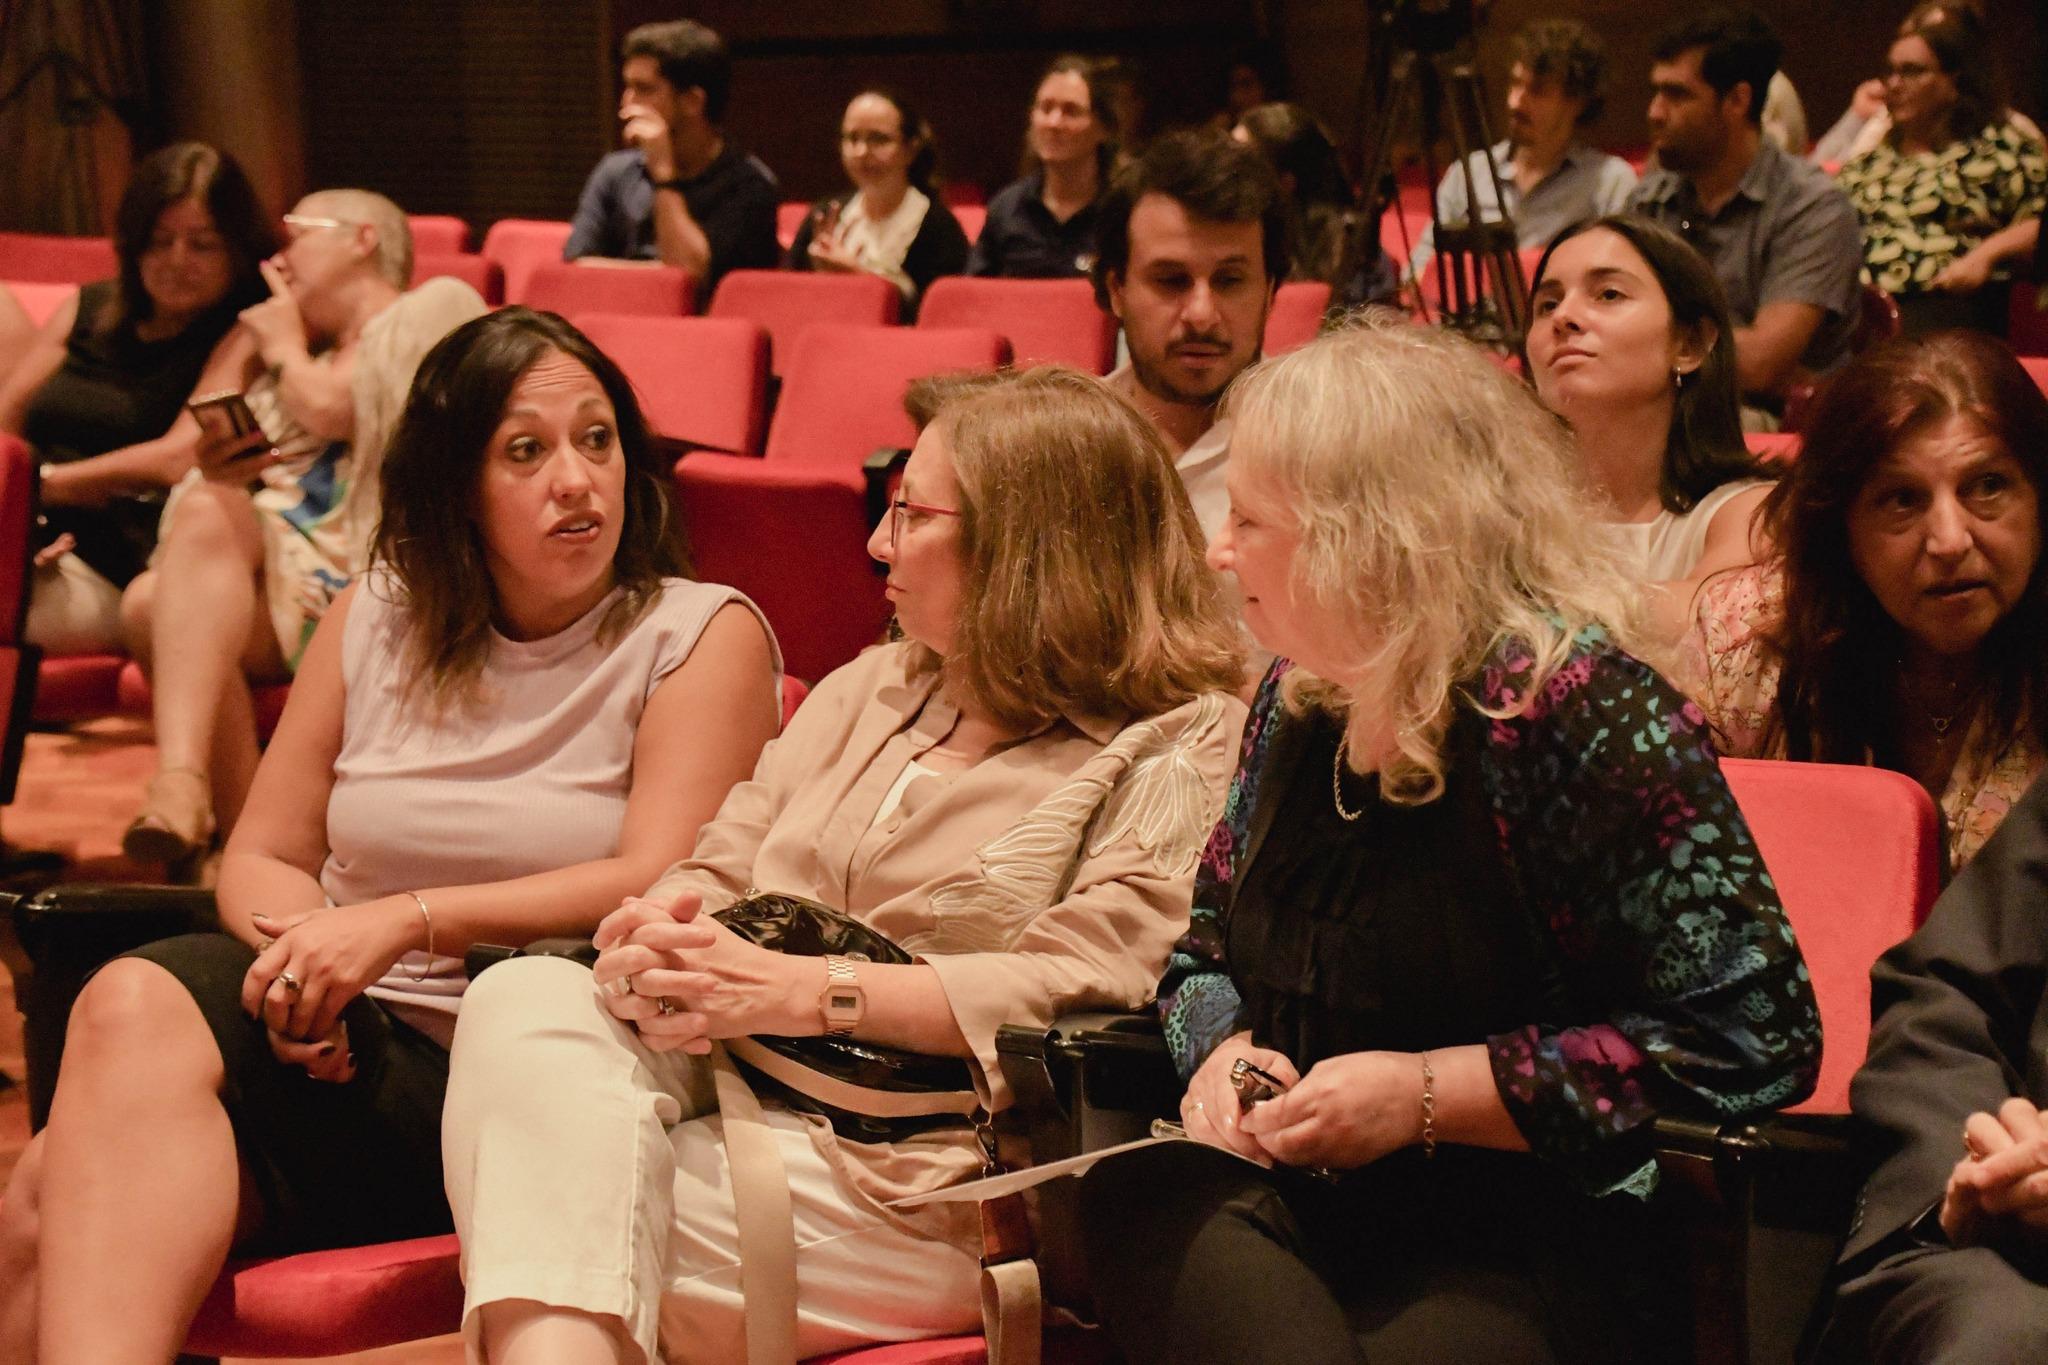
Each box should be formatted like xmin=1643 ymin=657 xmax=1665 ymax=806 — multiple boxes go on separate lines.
xmin=592 ymin=890 xmax=822 ymax=1054
xmin=237 ymin=896 xmax=425 ymax=1084
xmin=1183 ymin=1031 xmax=1428 ymax=1171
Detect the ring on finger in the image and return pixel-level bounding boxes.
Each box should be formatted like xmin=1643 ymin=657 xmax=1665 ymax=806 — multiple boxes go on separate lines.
xmin=602 ymin=973 xmax=635 ymax=1000
xmin=1190 ymin=1099 xmax=1205 ymax=1112
xmin=657 ymin=996 xmax=678 ymax=1016
xmin=277 ymin=970 xmax=303 ymax=996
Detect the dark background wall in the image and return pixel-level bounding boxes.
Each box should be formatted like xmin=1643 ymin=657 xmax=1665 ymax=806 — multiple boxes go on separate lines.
xmin=3 ymin=0 xmax=2041 ymax=235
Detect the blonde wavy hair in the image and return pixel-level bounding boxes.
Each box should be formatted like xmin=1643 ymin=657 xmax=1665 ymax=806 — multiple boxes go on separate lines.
xmin=915 ymin=366 xmax=1244 ymax=728
xmin=1223 ymin=314 xmax=1643 ymax=803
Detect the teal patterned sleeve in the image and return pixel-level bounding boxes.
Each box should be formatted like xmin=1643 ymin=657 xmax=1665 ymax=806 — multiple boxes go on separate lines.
xmin=1158 ymin=659 xmax=1289 ymax=1080
xmin=1480 ymin=629 xmax=1822 ymax=1196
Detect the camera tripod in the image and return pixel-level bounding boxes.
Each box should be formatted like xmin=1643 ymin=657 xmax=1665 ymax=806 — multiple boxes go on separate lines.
xmin=1356 ymin=1 xmax=1529 ymax=348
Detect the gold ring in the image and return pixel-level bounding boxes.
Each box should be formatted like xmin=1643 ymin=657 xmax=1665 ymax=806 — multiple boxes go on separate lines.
xmin=602 ymin=973 xmax=634 ymax=999
xmin=277 ymin=970 xmax=302 ymax=996
xmin=657 ymin=996 xmax=678 ymax=1016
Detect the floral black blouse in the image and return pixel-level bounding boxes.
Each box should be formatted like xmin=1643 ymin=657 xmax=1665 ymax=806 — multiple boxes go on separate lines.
xmin=1159 ymin=629 xmax=1822 ymax=1196
xmin=1836 ymin=122 xmax=2048 ymax=296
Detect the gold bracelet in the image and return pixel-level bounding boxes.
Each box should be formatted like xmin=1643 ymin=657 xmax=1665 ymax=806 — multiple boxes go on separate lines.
xmin=1419 ymin=1051 xmax=1437 ymax=1159
xmin=404 ymin=891 xmax=433 ymax=982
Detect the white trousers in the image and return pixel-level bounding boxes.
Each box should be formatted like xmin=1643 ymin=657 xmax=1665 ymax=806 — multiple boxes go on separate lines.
xmin=442 ymin=955 xmax=982 ymax=1365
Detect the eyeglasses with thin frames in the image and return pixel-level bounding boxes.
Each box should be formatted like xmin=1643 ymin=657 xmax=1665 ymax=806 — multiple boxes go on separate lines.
xmin=888 ymin=496 xmax=959 ymax=552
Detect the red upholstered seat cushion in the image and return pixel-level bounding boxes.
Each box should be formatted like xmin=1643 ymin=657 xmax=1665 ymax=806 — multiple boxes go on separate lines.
xmin=182 ymin=1233 xmax=462 ymax=1357
xmin=32 ymin=654 xmax=125 ymax=722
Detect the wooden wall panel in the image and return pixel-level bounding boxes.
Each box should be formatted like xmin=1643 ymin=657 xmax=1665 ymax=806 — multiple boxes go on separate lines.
xmin=296 ymin=0 xmax=610 ymax=233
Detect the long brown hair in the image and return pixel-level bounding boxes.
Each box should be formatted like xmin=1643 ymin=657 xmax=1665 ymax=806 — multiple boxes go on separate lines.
xmin=372 ymin=309 xmax=687 ymax=712
xmin=922 ymin=367 xmax=1242 ymax=729
xmin=1762 ymin=331 xmax=2048 ymax=766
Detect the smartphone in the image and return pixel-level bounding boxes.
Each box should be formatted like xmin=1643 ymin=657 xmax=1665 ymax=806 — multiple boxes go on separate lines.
xmin=1230 ymin=1059 xmax=1290 ymax=1111
xmin=187 ymin=390 xmax=264 ymax=450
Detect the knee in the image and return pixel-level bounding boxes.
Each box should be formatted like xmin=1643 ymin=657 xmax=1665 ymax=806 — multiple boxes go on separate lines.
xmin=65 ymin=958 xmax=208 ymax=1066
xmin=0 ymin=1134 xmax=45 ymax=1254
xmin=449 ymin=957 xmax=612 ymax=1089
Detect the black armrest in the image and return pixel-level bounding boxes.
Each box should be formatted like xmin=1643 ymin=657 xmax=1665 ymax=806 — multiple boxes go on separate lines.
xmin=464 ymin=937 xmax=598 ymax=979
xmin=4 ymin=883 xmax=221 ymax=1129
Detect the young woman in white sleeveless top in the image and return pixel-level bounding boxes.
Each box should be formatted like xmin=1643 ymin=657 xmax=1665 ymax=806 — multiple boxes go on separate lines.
xmin=0 ymin=309 xmax=781 ymax=1361
xmin=1526 ymin=214 xmax=1775 ymax=644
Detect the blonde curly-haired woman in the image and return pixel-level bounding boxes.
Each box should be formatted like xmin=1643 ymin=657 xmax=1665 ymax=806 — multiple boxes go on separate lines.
xmin=1082 ymin=317 xmax=1822 ymax=1365
xmin=440 ymin=366 xmax=1247 ymax=1364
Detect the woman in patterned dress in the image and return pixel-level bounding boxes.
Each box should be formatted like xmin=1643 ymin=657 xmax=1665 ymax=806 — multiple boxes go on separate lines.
xmin=1080 ymin=317 xmax=1820 ymax=1364
xmin=1681 ymin=330 xmax=2048 ymax=873
xmin=1835 ymin=2 xmax=2046 ymax=334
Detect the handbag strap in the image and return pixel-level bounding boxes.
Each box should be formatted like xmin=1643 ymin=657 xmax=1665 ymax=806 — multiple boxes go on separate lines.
xmin=713 ymin=1043 xmax=800 ymax=1365
xmin=725 ymin=1036 xmax=981 ymax=1119
xmin=979 ymin=1193 xmax=1042 ymax=1365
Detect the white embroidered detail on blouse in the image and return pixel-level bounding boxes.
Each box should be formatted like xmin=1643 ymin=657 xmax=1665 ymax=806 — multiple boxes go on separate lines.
xmin=908 ymin=692 xmax=1230 ymax=954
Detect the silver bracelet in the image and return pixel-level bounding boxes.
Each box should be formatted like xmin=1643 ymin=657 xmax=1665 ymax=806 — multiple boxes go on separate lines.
xmin=1419 ymin=1051 xmax=1438 ymax=1159
xmin=404 ymin=891 xmax=434 ymax=982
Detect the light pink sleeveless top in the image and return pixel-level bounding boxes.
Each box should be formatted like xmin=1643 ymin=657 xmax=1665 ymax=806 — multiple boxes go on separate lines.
xmin=324 ymin=571 xmax=778 ymax=1045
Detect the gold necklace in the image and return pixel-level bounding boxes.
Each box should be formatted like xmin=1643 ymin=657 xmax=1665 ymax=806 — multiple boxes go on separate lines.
xmin=1900 ymin=670 xmax=1978 ymax=737
xmin=1332 ymin=735 xmax=1364 ymax=822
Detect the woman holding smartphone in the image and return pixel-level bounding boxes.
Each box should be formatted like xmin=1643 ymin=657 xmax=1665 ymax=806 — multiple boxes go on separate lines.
xmin=1081 ymin=319 xmax=1821 ymax=1364
xmin=785 ymin=87 xmax=968 ymax=319
xmin=118 ymin=187 xmax=484 ymax=870
xmin=0 ymin=143 xmax=275 ymax=656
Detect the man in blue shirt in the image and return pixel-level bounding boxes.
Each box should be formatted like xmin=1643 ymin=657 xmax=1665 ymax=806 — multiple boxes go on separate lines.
xmin=563 ymin=20 xmax=779 ymax=293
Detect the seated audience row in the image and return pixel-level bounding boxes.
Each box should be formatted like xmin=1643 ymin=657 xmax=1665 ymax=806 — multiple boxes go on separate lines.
xmin=6 ymin=296 xmax=2048 ymax=1361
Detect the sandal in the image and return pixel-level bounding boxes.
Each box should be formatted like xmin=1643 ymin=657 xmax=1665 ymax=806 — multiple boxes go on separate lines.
xmin=122 ymin=767 xmax=216 ymax=867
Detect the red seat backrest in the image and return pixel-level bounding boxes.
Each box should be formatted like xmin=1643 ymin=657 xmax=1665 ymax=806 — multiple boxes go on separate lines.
xmin=2020 ymin=355 xmax=2048 ymax=395
xmin=1718 ymin=757 xmax=1940 ymax=1115
xmin=0 ymin=436 xmax=32 ymax=642
xmin=765 ymin=324 xmax=1009 ymax=467
xmin=777 ymin=202 xmax=810 ymax=251
xmin=1744 ymin=431 xmax=1802 ymax=465
xmin=411 ymin=252 xmax=502 ymax=306
xmin=1264 ymin=281 xmax=1332 ymax=356
xmin=519 ymin=261 xmax=694 ymax=317
xmin=6 ymin=280 xmax=77 ymax=327
xmin=0 ymin=233 xmax=117 ymax=285
xmin=406 ymin=215 xmax=470 ymax=254
xmin=709 ymin=270 xmax=901 ymax=375
xmin=917 ymin=277 xmax=1113 ymax=372
xmin=574 ymin=313 xmax=769 ymax=456
xmin=480 ymin=219 xmax=574 ymax=305
xmin=954 ymin=204 xmax=987 ymax=245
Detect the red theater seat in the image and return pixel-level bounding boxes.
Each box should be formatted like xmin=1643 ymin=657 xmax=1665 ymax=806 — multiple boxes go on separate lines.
xmin=778 ymin=201 xmax=811 ymax=251
xmin=6 ymin=279 xmax=77 ymax=326
xmin=2021 ymin=355 xmax=2048 ymax=395
xmin=709 ymin=270 xmax=901 ymax=375
xmin=1744 ymin=431 xmax=1801 ymax=464
xmin=181 ymin=1234 xmax=463 ymax=1359
xmin=1264 ymin=281 xmax=1332 ymax=356
xmin=411 ymin=251 xmax=502 ymax=305
xmin=479 ymin=219 xmax=574 ymax=306
xmin=953 ymin=204 xmax=987 ymax=245
xmin=405 ymin=214 xmax=470 ymax=255
xmin=917 ymin=277 xmax=1113 ymax=372
xmin=574 ymin=313 xmax=770 ymax=456
xmin=1717 ymin=757 xmax=1939 ymax=1114
xmin=0 ymin=232 xmax=117 ymax=285
xmin=518 ymin=261 xmax=694 ymax=316
xmin=676 ymin=324 xmax=1008 ymax=680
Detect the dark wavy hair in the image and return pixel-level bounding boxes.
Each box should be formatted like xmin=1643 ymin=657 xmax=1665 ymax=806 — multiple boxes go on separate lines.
xmin=622 ymin=19 xmax=731 ymax=123
xmin=1898 ymin=1 xmax=2003 ymax=144
xmin=847 ymin=85 xmax=939 ymax=194
xmin=1759 ymin=331 xmax=2048 ymax=770
xmin=1092 ymin=129 xmax=1290 ymax=311
xmin=1513 ymin=18 xmax=1609 ymax=126
xmin=372 ymin=308 xmax=687 ymax=710
xmin=1234 ymin=103 xmax=1355 ymax=210
xmin=109 ymin=142 xmax=276 ymax=331
xmin=1651 ymin=9 xmax=1781 ymax=127
xmin=1529 ymin=214 xmax=1760 ymax=513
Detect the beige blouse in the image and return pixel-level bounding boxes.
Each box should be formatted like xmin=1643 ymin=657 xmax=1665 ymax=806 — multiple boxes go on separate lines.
xmin=1681 ymin=562 xmax=2043 ymax=870
xmin=646 ymin=641 xmax=1244 ymax=1244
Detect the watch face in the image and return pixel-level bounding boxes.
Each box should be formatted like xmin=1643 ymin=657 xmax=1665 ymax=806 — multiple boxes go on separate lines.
xmin=827 ymin=988 xmax=862 ymax=1013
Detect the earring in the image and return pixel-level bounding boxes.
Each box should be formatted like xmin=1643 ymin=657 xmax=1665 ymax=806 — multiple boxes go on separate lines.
xmin=1673 ymin=367 xmax=1690 ymax=388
